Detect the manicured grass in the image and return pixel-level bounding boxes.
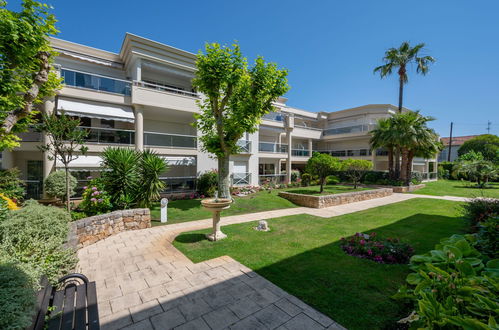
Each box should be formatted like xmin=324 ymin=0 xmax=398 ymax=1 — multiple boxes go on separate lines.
xmin=285 ymin=184 xmax=370 ymax=195
xmin=411 ymin=179 xmax=499 ymax=198
xmin=150 ymin=189 xmax=297 ymax=225
xmin=174 ymin=198 xmax=465 ymax=330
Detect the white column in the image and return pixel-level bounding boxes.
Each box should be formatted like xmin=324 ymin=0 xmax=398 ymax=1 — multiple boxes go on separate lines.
xmin=132 ymin=59 xmax=142 ymax=82
xmin=308 ymin=138 xmax=313 ymax=156
xmin=134 ymin=106 xmax=144 ymax=151
xmin=1 ymin=150 xmax=14 ymax=169
xmin=286 ymin=129 xmax=292 ymax=183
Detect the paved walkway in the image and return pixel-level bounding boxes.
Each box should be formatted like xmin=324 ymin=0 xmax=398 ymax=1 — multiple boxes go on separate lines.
xmin=77 ymin=193 xmax=466 ymax=329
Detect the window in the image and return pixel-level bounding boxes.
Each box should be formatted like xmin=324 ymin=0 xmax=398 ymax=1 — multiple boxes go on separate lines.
xmin=100 ymin=119 xmax=115 ymax=129
xmin=259 ymin=164 xmax=275 ymax=175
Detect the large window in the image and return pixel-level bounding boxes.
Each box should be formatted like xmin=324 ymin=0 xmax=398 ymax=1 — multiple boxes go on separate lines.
xmin=259 ymin=164 xmax=275 ymax=175
xmin=61 ymin=69 xmax=131 ymax=96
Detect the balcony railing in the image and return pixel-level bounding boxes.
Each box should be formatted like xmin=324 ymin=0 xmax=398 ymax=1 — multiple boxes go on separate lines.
xmin=315 ymin=149 xmax=372 ymax=157
xmin=295 ymin=124 xmax=321 ymax=131
xmin=79 ymin=127 xmax=135 ymax=145
xmin=18 ymin=127 xmax=42 ymax=142
xmin=144 ymin=132 xmax=197 ymax=149
xmin=258 ymin=142 xmax=288 ymax=153
xmin=61 ymin=69 xmax=131 ymax=96
xmin=259 ymin=174 xmax=286 ymax=185
xmin=232 ymin=172 xmax=251 ymax=186
xmin=263 ymin=112 xmax=285 ymax=122
xmin=323 ymin=124 xmax=369 ymax=136
xmin=134 ymin=81 xmax=198 ymax=98
xmin=236 ymin=140 xmax=252 ymax=153
xmin=160 ymin=176 xmax=197 ymax=194
xmin=292 ymin=149 xmax=310 ymax=157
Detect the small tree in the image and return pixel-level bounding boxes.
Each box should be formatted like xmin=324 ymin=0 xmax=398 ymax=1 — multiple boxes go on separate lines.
xmin=193 ymin=43 xmax=289 ymax=198
xmin=0 ymin=0 xmax=61 ymax=150
xmin=457 ymin=134 xmax=499 ymax=164
xmin=454 ymin=159 xmax=498 ymax=188
xmin=305 ymin=153 xmax=341 ymax=193
xmin=38 ymin=112 xmax=88 ymax=212
xmin=342 ymin=159 xmax=373 ymax=189
xmin=44 ymin=170 xmax=77 ymax=202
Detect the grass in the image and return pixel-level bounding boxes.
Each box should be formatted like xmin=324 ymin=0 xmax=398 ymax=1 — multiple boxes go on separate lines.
xmin=150 ymin=189 xmax=297 ymax=226
xmin=284 ymin=184 xmax=370 ymax=195
xmin=173 ymin=198 xmax=466 ymax=330
xmin=411 ymin=179 xmax=499 ymax=198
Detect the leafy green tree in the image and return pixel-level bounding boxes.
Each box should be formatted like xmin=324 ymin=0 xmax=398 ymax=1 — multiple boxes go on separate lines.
xmin=454 ymin=159 xmax=498 ymax=187
xmin=193 ymin=43 xmax=289 ymax=198
xmin=0 ymin=0 xmax=61 ymax=150
xmin=44 ymin=170 xmax=77 ymax=202
xmin=38 ymin=112 xmax=88 ymax=212
xmin=374 ymin=42 xmax=435 ymax=113
xmin=457 ymin=150 xmax=484 ymax=162
xmin=342 ymin=159 xmax=373 ymax=189
xmin=458 ymin=134 xmax=499 ymax=164
xmin=305 ymin=153 xmax=341 ymax=193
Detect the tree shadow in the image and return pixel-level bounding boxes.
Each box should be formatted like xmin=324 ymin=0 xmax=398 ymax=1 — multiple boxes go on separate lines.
xmin=175 ymin=233 xmax=206 ymax=243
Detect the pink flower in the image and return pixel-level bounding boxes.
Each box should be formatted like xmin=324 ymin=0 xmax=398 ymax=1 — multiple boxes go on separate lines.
xmin=92 ymin=186 xmax=97 ymax=191
xmin=92 ymin=191 xmax=99 ymax=196
xmin=200 ymin=195 xmax=205 ymax=198
xmin=98 ymin=198 xmax=103 ymax=203
xmin=90 ymin=198 xmax=97 ymax=202
xmin=359 ymin=240 xmax=366 ymax=245
xmin=83 ymin=186 xmax=88 ymax=190
xmin=367 ymin=249 xmax=373 ymax=256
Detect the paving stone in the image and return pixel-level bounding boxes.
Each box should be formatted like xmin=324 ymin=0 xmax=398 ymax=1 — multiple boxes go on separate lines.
xmin=227 ymin=282 xmax=256 ymax=299
xmin=203 ymin=290 xmax=236 ymax=308
xmin=247 ymin=288 xmax=280 ymax=307
xmin=100 ymin=309 xmax=133 ymax=330
xmin=174 ymin=317 xmax=211 ymax=330
xmin=109 ymin=292 xmax=142 ymax=313
xmin=253 ymin=304 xmax=292 ymax=329
xmin=274 ymin=298 xmax=303 ymax=317
xmin=164 ymin=279 xmax=192 ymax=294
xmin=129 ymin=299 xmax=163 ymax=322
xmin=98 ymin=301 xmax=113 ymax=318
xmin=97 ymin=286 xmax=123 ymax=302
xmin=229 ymin=315 xmax=268 ymax=330
xmin=302 ymin=306 xmax=334 ymax=327
xmin=202 ymin=306 xmax=239 ymax=329
xmin=120 ymin=318 xmax=153 ymax=330
xmin=205 ymin=266 xmax=230 ymax=279
xmin=150 ymin=307 xmax=186 ymax=330
xmin=184 ymin=272 xmax=212 ymax=286
xmin=227 ymin=297 xmax=261 ymax=319
xmin=177 ymin=298 xmax=212 ymax=321
xmin=282 ymin=313 xmax=325 ymax=330
xmin=158 ymin=292 xmax=186 ymax=311
xmin=120 ymin=278 xmax=149 ymax=295
xmin=138 ymin=284 xmax=168 ymax=302
xmin=186 ymin=262 xmax=212 ymax=273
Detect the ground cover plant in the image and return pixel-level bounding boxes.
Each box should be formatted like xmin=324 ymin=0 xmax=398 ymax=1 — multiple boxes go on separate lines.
xmin=174 ymin=198 xmax=465 ymax=329
xmin=411 ymin=179 xmax=499 ymax=198
xmin=150 ymin=189 xmax=297 ymax=225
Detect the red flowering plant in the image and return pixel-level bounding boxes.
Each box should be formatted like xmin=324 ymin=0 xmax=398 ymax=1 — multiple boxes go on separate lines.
xmin=340 ymin=232 xmax=414 ymax=264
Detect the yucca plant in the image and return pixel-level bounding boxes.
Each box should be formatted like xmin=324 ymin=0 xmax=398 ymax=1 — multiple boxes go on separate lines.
xmin=136 ymin=150 xmax=167 ymax=208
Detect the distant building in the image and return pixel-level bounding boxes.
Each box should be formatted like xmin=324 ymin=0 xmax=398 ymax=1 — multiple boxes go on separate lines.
xmin=438 ymin=135 xmax=480 ymax=162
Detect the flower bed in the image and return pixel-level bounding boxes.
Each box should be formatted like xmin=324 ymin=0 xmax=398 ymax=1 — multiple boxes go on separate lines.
xmin=340 ymin=232 xmax=414 ymax=264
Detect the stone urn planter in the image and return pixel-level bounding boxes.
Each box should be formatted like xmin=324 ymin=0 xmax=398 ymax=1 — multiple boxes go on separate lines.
xmin=201 ymin=197 xmax=232 ymax=241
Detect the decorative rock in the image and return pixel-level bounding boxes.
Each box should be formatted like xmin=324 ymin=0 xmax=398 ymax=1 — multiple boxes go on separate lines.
xmin=254 ymin=220 xmax=270 ymax=232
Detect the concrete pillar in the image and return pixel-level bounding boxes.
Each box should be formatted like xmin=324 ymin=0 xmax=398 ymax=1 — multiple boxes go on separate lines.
xmin=134 ymin=106 xmax=144 ymax=151
xmin=286 ymin=129 xmax=292 ymax=183
xmin=1 ymin=150 xmax=14 ymax=169
xmin=132 ymin=59 xmax=142 ymax=82
xmin=308 ymin=139 xmax=313 ymax=157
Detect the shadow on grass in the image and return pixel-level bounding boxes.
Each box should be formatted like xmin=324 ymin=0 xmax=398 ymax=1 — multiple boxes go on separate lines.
xmin=174 ymin=212 xmax=465 ymax=329
xmin=174 ymin=233 xmax=206 ymax=243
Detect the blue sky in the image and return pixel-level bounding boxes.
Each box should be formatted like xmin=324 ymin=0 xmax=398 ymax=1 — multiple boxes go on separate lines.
xmin=10 ymin=0 xmax=499 ymax=136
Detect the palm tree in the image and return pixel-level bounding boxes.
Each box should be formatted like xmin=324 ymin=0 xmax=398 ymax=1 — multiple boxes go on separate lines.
xmin=370 ymin=118 xmax=396 ymax=179
xmin=374 ymin=42 xmax=435 ymax=112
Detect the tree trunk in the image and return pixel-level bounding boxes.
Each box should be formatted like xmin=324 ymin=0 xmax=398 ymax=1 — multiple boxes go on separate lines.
xmin=400 ymin=149 xmax=409 ymax=185
xmin=65 ymin=165 xmax=71 ymax=213
xmin=320 ymin=177 xmax=324 ymax=193
xmin=407 ymin=152 xmax=414 ymax=186
xmin=218 ymin=156 xmax=231 ymax=199
xmin=388 ymin=148 xmax=394 ymax=180
xmin=395 ymin=148 xmax=401 ymax=180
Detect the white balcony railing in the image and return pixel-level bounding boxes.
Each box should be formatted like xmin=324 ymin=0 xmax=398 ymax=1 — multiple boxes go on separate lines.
xmin=258 ymin=142 xmax=288 ymax=153
xmin=314 ymin=149 xmax=372 ymax=157
xmin=232 ymin=172 xmax=251 ymax=186
xmin=236 ymin=140 xmax=252 ymax=153
xmin=144 ymin=131 xmax=197 ymax=149
xmin=134 ymin=81 xmax=199 ymax=98
xmin=61 ymin=68 xmax=132 ymax=96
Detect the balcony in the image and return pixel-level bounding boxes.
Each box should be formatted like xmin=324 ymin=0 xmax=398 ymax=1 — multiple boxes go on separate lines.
xmin=144 ymin=132 xmax=197 ymax=149
xmin=258 ymin=142 xmax=288 ymax=153
xmin=258 ymin=174 xmax=286 ymax=185
xmin=263 ymin=112 xmax=285 ymax=122
xmin=160 ymin=176 xmax=197 ymax=194
xmin=80 ymin=127 xmax=135 ymax=145
xmin=131 ymin=81 xmax=199 ymax=112
xmin=236 ymin=140 xmax=252 ymax=153
xmin=61 ymin=69 xmax=131 ymax=96
xmin=315 ymin=149 xmax=372 ymax=157
xmin=232 ymin=172 xmax=251 ymax=186
xmin=291 ymin=149 xmax=310 ymax=157
xmin=323 ymin=124 xmax=371 ymax=136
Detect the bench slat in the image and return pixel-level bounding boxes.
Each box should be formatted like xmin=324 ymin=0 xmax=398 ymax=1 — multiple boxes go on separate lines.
xmin=86 ymin=282 xmax=100 ymax=330
xmin=33 ymin=281 xmax=53 ymax=330
xmin=74 ymin=283 xmax=87 ymax=330
xmin=61 ymin=285 xmax=76 ymax=330
xmin=48 ymin=289 xmax=64 ymax=330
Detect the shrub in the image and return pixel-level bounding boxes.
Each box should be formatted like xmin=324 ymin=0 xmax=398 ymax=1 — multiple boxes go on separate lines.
xmin=197 ymin=170 xmax=218 ymax=197
xmin=305 ymin=152 xmax=342 ymax=193
xmin=135 ymin=150 xmax=167 ymax=208
xmin=341 ymin=159 xmax=373 ymax=188
xmin=326 ymin=175 xmax=339 ymax=185
xmin=0 ymin=200 xmax=76 ymax=282
xmin=44 ymin=170 xmax=77 ymax=201
xmin=290 ymin=170 xmax=300 ymax=182
xmin=0 ymin=168 xmax=25 ymax=201
xmin=410 ymin=171 xmax=423 ymax=184
xmin=457 ymin=134 xmax=499 ymax=163
xmin=461 ymin=197 xmax=499 ymax=229
xmin=0 ymin=197 xmax=8 ymax=222
xmin=340 ymin=232 xmax=414 ymax=264
xmin=475 ymin=216 xmax=499 ymax=260
xmin=71 ymin=211 xmax=88 ymax=221
xmin=393 ymin=234 xmax=499 ymax=329
xmin=79 ymin=178 xmax=112 ymax=216
xmin=0 ymin=193 xmax=19 ymax=210
xmin=301 ymin=173 xmax=311 ymax=187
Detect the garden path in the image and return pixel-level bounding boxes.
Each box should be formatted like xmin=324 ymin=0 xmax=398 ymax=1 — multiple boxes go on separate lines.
xmin=77 ymin=193 xmax=465 ymax=329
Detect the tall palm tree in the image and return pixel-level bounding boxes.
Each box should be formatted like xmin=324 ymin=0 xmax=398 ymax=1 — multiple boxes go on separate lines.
xmin=370 ymin=118 xmax=395 ymax=179
xmin=374 ymin=42 xmax=435 ymax=112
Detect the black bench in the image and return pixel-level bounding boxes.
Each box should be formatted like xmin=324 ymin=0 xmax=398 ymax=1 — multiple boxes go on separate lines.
xmin=28 ymin=273 xmax=100 ymax=330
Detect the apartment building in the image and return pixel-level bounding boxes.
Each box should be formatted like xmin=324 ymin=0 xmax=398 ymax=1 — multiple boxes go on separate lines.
xmin=0 ymin=34 xmax=437 ymax=199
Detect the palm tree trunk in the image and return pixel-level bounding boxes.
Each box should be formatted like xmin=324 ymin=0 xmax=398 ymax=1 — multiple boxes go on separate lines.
xmin=395 ymin=148 xmax=401 ymax=180
xmin=388 ymin=147 xmax=394 ymax=179
xmin=400 ymin=149 xmax=409 ymax=185
xmin=218 ymin=156 xmax=231 ymax=199
xmin=407 ymin=151 xmax=415 ymax=186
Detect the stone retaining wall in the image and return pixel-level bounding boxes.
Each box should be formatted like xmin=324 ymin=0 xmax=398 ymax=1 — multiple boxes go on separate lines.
xmin=67 ymin=209 xmax=151 ymax=249
xmin=278 ymin=188 xmax=393 ymax=208
xmin=391 ymin=184 xmax=425 ymax=193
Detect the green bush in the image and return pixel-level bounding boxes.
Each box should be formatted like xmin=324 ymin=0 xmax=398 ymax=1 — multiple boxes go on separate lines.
xmin=44 ymin=170 xmax=77 ymax=201
xmin=326 ymin=175 xmax=339 ymax=185
xmin=290 ymin=170 xmax=300 ymax=182
xmin=0 ymin=200 xmax=76 ymax=281
xmin=410 ymin=172 xmax=423 ymax=185
xmin=476 ymin=216 xmax=499 ymax=260
xmin=461 ymin=197 xmax=499 ymax=229
xmin=394 ymin=234 xmax=499 ymax=329
xmin=79 ymin=178 xmax=112 ymax=216
xmin=197 ymin=170 xmax=218 ymax=197
xmin=301 ymin=173 xmax=312 ymax=187
xmin=0 ymin=255 xmax=37 ymax=330
xmin=0 ymin=168 xmax=25 ymax=201
xmin=458 ymin=134 xmax=499 ymax=163
xmin=0 ymin=197 xmax=7 ymax=222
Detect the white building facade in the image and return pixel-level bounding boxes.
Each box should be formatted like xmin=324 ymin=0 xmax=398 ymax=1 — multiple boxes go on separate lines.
xmin=0 ymin=34 xmax=437 ymax=199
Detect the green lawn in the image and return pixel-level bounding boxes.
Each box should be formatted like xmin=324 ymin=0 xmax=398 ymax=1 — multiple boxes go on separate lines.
xmin=411 ymin=179 xmax=499 ymax=198
xmin=174 ymin=198 xmax=465 ymax=330
xmin=285 ymin=184 xmax=370 ymax=195
xmin=150 ymin=189 xmax=297 ymax=225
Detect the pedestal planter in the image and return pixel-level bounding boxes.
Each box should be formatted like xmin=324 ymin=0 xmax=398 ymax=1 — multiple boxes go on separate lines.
xmin=201 ymin=198 xmax=232 ymax=241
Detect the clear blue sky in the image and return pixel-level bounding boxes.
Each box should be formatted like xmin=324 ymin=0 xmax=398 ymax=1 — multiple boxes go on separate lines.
xmin=10 ymin=0 xmax=499 ymax=137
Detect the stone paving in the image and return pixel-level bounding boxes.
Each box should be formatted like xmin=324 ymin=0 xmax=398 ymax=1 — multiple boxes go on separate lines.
xmin=76 ymin=193 xmax=467 ymax=329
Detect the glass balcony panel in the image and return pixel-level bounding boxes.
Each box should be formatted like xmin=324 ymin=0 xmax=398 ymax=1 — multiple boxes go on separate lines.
xmin=160 ymin=177 xmax=197 ymax=194
xmin=144 ymin=132 xmax=197 ymax=148
xmin=61 ymin=69 xmax=131 ymax=96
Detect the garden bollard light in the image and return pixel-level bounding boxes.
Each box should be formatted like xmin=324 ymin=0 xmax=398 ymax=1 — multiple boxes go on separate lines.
xmin=161 ymin=198 xmax=168 ymax=223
